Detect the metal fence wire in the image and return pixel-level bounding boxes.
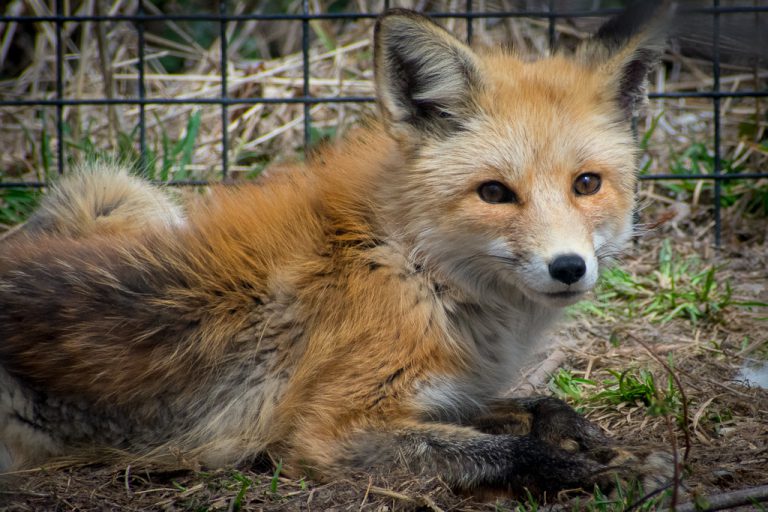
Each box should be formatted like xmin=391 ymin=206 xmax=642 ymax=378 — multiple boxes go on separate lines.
xmin=1 ymin=1 xmax=767 ymax=247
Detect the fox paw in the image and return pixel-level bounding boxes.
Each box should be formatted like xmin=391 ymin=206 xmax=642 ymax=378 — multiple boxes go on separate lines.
xmin=474 ymin=396 xmax=610 ymax=454
xmin=519 ymin=397 xmax=678 ymax=494
xmin=601 ymin=446 xmax=677 ymax=495
xmin=523 ymin=397 xmax=612 ymax=457
xmin=521 ymin=443 xmax=676 ymax=498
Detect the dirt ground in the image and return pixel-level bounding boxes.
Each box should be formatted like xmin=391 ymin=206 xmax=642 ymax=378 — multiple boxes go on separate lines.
xmin=1 ymin=226 xmax=766 ymax=511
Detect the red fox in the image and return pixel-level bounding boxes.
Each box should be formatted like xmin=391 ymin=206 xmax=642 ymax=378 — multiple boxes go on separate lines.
xmin=0 ymin=2 xmax=673 ymax=497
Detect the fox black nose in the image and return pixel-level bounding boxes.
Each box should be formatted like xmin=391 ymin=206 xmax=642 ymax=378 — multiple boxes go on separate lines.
xmin=548 ymin=254 xmax=586 ymax=285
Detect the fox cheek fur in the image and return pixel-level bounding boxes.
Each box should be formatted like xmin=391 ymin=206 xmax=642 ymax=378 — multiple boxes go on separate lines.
xmin=0 ymin=1 xmax=674 ymax=497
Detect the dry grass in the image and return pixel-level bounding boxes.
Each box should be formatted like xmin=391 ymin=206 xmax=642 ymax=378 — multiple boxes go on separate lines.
xmin=2 ymin=1 xmax=764 ymax=185
xmin=0 ymin=1 xmax=767 ymax=510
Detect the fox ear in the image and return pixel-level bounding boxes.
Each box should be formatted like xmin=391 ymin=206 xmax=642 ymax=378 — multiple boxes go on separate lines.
xmin=576 ymin=0 xmax=673 ymax=118
xmin=374 ymin=9 xmax=482 ymax=141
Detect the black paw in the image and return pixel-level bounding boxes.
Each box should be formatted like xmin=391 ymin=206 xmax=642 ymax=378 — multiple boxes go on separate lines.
xmin=521 ymin=397 xmax=611 ymax=458
xmin=521 ymin=442 xmax=676 ymax=498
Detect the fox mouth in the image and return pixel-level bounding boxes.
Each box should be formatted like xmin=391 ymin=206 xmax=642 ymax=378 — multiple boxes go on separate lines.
xmin=525 ymin=288 xmax=588 ymax=307
xmin=542 ymin=290 xmax=585 ymax=299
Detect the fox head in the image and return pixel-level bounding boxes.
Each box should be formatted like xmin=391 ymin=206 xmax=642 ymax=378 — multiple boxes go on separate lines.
xmin=373 ymin=2 xmax=670 ymax=308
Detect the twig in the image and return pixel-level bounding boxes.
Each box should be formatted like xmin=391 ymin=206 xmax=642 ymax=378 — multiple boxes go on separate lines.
xmin=132 ymin=488 xmax=179 ymax=495
xmin=674 ymin=484 xmax=768 ymax=512
xmin=626 ymin=482 xmax=675 ymax=512
xmin=626 ymin=333 xmax=692 ymax=511
xmin=511 ymin=348 xmax=569 ymax=395
xmin=627 ymin=333 xmax=692 ymax=462
xmin=367 ymin=486 xmax=416 ymax=503
xmin=358 ymin=475 xmax=372 ymax=511
xmin=367 ymin=486 xmax=445 ymax=512
xmin=511 ymin=332 xmax=583 ymax=396
xmin=420 ymin=494 xmax=445 ymax=512
xmin=0 ymin=490 xmax=52 ymax=497
xmin=664 ymin=411 xmax=681 ymax=509
xmin=306 ymin=487 xmax=316 ymax=511
xmin=124 ymin=464 xmax=132 ymax=496
xmin=151 ymin=483 xmax=205 ymax=507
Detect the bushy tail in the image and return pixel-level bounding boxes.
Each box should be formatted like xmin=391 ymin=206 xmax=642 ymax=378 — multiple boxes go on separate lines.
xmin=2 ymin=160 xmax=184 ymax=241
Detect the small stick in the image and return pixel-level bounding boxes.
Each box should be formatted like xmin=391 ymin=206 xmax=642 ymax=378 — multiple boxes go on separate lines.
xmin=627 ymin=333 xmax=692 ymax=462
xmin=674 ymin=484 xmax=768 ymax=512
xmin=0 ymin=490 xmax=51 ymax=497
xmin=124 ymin=464 xmax=132 ymax=496
xmin=367 ymin=486 xmax=417 ymax=504
xmin=420 ymin=494 xmax=445 ymax=512
xmin=626 ymin=333 xmax=692 ymax=511
xmin=358 ymin=475 xmax=372 ymax=511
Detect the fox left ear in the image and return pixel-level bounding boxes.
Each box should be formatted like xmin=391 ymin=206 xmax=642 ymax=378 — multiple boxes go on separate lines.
xmin=576 ymin=0 xmax=673 ymax=118
xmin=374 ymin=9 xmax=483 ymax=142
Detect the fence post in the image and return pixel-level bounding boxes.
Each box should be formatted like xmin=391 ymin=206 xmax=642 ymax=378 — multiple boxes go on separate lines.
xmin=712 ymin=0 xmax=722 ymax=248
xmin=302 ymin=0 xmax=311 ymax=151
xmin=137 ymin=0 xmax=147 ymax=173
xmin=55 ymin=0 xmax=64 ymax=175
xmin=220 ymin=0 xmax=229 ymax=180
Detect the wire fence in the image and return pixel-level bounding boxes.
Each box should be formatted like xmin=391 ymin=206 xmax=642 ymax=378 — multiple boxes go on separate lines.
xmin=0 ymin=0 xmax=767 ymax=246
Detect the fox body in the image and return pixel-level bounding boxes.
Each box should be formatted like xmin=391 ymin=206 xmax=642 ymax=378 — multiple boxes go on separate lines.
xmin=0 ymin=4 xmax=672 ymax=495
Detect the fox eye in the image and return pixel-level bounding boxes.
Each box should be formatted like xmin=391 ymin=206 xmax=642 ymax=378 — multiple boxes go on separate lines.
xmin=574 ymin=173 xmax=602 ymax=196
xmin=478 ymin=181 xmax=517 ymax=204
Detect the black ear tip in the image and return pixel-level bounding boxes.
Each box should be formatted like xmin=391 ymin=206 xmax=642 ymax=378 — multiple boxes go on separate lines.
xmin=596 ymin=0 xmax=673 ymax=44
xmin=379 ymin=7 xmax=421 ymax=17
xmin=376 ymin=8 xmax=429 ymax=26
xmin=374 ymin=9 xmax=443 ymax=53
xmin=375 ymin=9 xmax=403 ymax=34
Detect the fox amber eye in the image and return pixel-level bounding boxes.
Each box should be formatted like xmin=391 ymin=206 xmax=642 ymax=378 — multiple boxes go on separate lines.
xmin=574 ymin=173 xmax=602 ymax=196
xmin=478 ymin=181 xmax=517 ymax=204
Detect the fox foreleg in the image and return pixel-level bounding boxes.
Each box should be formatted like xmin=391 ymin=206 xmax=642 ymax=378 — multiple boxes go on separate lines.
xmin=466 ymin=398 xmax=675 ymax=495
xmin=470 ymin=397 xmax=611 ymax=458
xmin=333 ymin=421 xmax=612 ymax=495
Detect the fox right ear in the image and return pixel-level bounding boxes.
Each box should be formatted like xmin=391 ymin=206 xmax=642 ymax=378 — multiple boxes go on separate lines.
xmin=374 ymin=9 xmax=482 ymax=142
xmin=576 ymin=0 xmax=672 ymax=118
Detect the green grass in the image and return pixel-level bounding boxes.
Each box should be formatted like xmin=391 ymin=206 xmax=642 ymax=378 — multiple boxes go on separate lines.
xmin=658 ymin=142 xmax=768 ymax=216
xmin=153 ymin=110 xmax=203 ymax=181
xmin=640 ymin=114 xmax=768 ymax=217
xmin=0 ymin=110 xmax=214 ymax=229
xmin=548 ymin=368 xmax=598 ymax=405
xmin=549 ymin=367 xmax=681 ymax=420
xmin=543 ymin=366 xmax=682 ymax=511
xmin=0 ymin=187 xmax=41 ymax=227
xmin=230 ymin=470 xmax=253 ymax=512
xmin=502 ymin=478 xmax=673 ymax=511
xmin=580 ymin=481 xmax=673 ymax=512
xmin=269 ymin=459 xmax=283 ymax=495
xmin=571 ymin=240 xmax=767 ymax=325
xmin=66 ymin=110 xmax=205 ymax=181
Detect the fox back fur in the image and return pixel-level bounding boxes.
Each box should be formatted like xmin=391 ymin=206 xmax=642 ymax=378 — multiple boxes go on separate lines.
xmin=0 ymin=2 xmax=674 ymax=496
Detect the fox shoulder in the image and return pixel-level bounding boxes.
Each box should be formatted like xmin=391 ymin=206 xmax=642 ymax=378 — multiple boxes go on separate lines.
xmin=3 ymin=160 xmax=185 ymax=241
